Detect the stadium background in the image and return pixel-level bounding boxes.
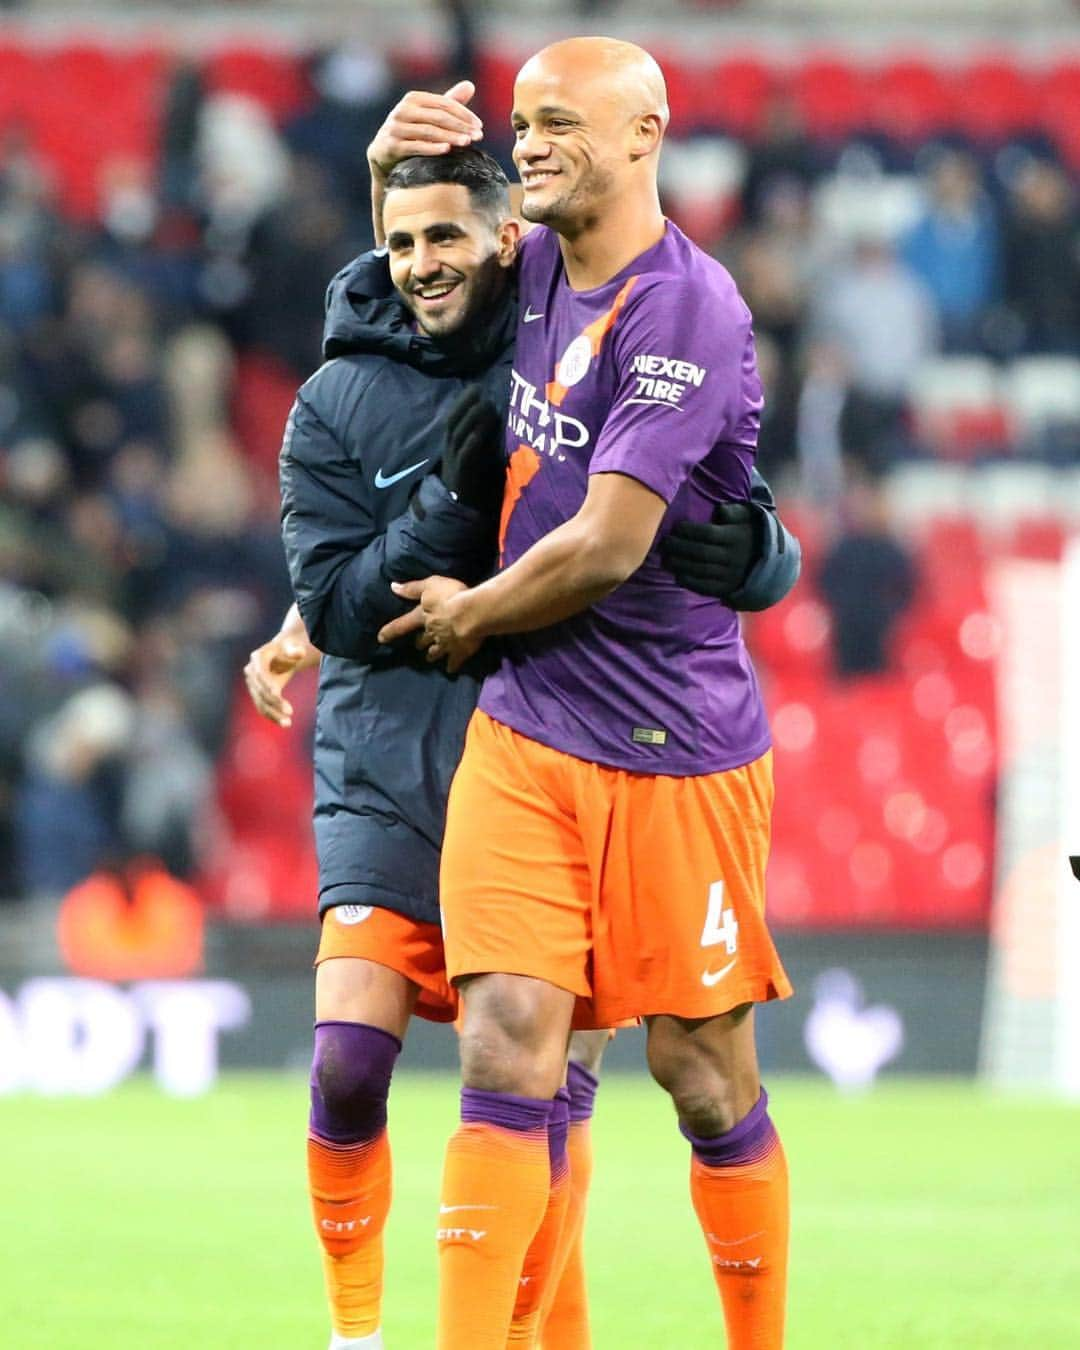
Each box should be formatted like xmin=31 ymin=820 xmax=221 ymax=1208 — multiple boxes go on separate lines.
xmin=0 ymin=0 xmax=1077 ymax=1345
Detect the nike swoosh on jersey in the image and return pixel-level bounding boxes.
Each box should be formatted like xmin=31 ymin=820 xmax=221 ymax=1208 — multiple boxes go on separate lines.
xmin=523 ymin=306 xmax=544 ymax=323
xmin=701 ymin=958 xmax=737 ymax=987
xmin=439 ymin=1204 xmax=499 ymax=1214
xmin=374 ymin=458 xmax=429 ymax=489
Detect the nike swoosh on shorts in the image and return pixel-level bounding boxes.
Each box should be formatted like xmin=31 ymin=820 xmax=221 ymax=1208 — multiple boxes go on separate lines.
xmin=701 ymin=958 xmax=737 ymax=987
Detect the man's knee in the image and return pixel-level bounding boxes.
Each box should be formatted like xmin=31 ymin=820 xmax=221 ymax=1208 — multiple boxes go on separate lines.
xmin=311 ymin=1021 xmax=401 ymax=1138
xmin=458 ymin=974 xmax=573 ymax=1098
xmin=646 ymin=1009 xmax=759 ymax=1137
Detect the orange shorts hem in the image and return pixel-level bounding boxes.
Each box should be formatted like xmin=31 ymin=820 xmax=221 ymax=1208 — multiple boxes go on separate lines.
xmin=316 ymin=903 xmax=458 ymax=1024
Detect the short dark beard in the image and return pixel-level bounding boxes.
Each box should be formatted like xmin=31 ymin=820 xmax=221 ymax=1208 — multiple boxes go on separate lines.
xmin=421 ymin=253 xmax=508 ymax=345
xmin=520 ymin=163 xmax=615 ymax=232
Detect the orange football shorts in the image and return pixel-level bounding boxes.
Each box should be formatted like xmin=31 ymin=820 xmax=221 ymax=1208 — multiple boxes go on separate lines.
xmin=440 ymin=710 xmax=792 ymax=1029
xmin=315 ymin=902 xmax=458 ymax=1023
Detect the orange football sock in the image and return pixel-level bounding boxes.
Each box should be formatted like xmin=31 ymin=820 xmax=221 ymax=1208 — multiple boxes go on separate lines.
xmin=686 ymin=1090 xmax=789 ymax=1350
xmin=437 ymin=1090 xmax=553 ymax=1350
xmin=540 ymin=1116 xmax=594 ymax=1348
xmin=308 ymin=1130 xmax=392 ymax=1338
xmin=509 ymin=1088 xmax=571 ymax=1345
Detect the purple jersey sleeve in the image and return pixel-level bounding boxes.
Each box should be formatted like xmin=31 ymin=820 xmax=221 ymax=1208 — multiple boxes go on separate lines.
xmin=587 ymin=277 xmax=763 ymax=505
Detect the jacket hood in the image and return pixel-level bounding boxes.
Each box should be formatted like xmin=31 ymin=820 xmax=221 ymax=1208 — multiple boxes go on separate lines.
xmin=322 ymin=248 xmax=516 ymax=377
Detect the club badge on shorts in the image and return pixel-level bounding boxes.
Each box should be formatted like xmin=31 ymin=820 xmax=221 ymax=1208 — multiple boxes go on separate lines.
xmin=334 ymin=904 xmax=374 ymax=926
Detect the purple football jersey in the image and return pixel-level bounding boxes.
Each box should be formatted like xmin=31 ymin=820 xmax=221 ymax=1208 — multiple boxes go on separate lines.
xmin=478 ymin=221 xmax=771 ymax=775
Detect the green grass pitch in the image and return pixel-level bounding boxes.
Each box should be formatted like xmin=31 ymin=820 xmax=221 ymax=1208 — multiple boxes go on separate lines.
xmin=3 ymin=1074 xmax=1078 ymax=1347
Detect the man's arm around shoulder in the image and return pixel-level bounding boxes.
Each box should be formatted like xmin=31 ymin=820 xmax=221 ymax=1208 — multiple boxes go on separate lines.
xmin=280 ymin=366 xmax=496 ymax=661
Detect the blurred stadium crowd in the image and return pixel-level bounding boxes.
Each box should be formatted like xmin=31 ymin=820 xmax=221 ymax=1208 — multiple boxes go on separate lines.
xmin=0 ymin=18 xmax=1077 ymax=926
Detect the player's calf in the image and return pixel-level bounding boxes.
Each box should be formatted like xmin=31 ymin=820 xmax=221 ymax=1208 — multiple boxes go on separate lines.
xmin=309 ymin=1021 xmax=400 ymax=1342
xmin=646 ymin=1009 xmax=789 ymax=1349
xmin=436 ymin=974 xmax=575 ymax=1347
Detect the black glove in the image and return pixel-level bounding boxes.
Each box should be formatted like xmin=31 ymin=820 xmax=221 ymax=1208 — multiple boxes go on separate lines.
xmin=661 ymin=502 xmax=760 ymax=599
xmin=439 ymin=385 xmax=504 ymax=515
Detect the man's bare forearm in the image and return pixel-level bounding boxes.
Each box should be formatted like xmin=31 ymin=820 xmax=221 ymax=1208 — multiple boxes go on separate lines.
xmin=370 ymin=164 xmax=388 ymax=248
xmin=453 ymin=473 xmax=666 ymax=640
xmin=455 ymin=521 xmax=622 ymax=641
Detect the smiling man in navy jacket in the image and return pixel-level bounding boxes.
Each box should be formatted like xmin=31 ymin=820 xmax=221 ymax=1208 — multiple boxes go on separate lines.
xmin=267 ymin=144 xmax=800 ymax=1350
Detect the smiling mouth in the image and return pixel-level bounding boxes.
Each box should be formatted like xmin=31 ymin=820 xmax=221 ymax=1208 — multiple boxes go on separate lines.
xmin=412 ymin=280 xmax=461 ymax=306
xmin=522 ymin=170 xmax=561 ymax=189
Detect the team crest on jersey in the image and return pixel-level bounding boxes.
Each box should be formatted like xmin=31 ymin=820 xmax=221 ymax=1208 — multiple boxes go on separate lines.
xmin=556 ymin=335 xmax=593 ymax=389
xmin=334 ymin=904 xmax=373 ymax=926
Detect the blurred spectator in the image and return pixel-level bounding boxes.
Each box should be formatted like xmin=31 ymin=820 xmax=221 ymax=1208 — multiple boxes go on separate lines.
xmin=811 ymin=236 xmax=940 ymax=403
xmin=818 ymin=476 xmax=917 ymax=677
xmin=808 ymin=235 xmax=939 ymax=471
xmin=900 ymin=149 xmax=999 ymax=352
xmin=1001 ymin=158 xmax=1080 ymax=355
xmin=241 ymin=154 xmax=355 ymax=378
xmin=285 ymin=44 xmax=401 ymax=239
xmin=0 ymin=136 xmax=59 ymax=334
xmin=733 ymin=187 xmax=813 ymax=359
xmin=741 ymin=95 xmax=821 ymax=228
xmin=795 ymin=344 xmax=847 ymax=511
xmin=14 ymin=683 xmax=133 ymax=897
xmin=57 ymin=858 xmax=205 ymax=980
xmin=159 ymin=62 xmax=205 ymax=214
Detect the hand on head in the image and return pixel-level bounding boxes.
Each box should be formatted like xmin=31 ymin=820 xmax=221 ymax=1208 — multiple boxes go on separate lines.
xmin=368 ymin=81 xmax=484 ymax=179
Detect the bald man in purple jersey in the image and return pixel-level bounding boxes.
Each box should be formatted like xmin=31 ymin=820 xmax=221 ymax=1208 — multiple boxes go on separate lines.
xmin=380 ymin=40 xmax=793 ymax=1347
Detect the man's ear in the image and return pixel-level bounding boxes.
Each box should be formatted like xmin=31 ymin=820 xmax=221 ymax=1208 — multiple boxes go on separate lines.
xmin=629 ymin=112 xmax=664 ymax=162
xmin=496 ymin=216 xmax=522 ymax=267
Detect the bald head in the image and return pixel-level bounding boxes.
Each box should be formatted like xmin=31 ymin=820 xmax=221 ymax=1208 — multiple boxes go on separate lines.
xmin=517 ymin=37 xmax=670 ymax=129
xmin=511 ymin=37 xmax=669 ymax=235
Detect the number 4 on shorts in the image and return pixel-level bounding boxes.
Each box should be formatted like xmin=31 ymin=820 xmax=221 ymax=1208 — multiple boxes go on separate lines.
xmin=700 ymin=880 xmax=738 ymax=954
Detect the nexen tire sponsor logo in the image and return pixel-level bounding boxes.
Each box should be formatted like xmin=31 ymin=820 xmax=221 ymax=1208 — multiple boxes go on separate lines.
xmin=627 ymin=353 xmax=708 ymax=409
xmin=631 ymin=354 xmax=708 ymax=385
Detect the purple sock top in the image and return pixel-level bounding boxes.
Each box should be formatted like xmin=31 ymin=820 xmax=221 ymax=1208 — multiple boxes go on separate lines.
xmin=549 ymin=1086 xmax=571 ymax=1176
xmin=309 ymin=1020 xmax=402 ymax=1144
xmin=681 ymin=1089 xmax=777 ymax=1169
xmin=461 ymin=1087 xmax=552 ymax=1135
xmin=566 ymin=1059 xmax=599 ymax=1124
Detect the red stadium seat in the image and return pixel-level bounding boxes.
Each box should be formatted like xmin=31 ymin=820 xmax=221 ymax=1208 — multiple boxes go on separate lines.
xmin=908 ymin=356 xmax=1011 ymax=460
xmin=953 ymin=58 xmax=1040 ymax=142
xmin=1007 ymin=516 xmax=1066 ymax=561
xmin=1038 ymin=60 xmax=1080 ymax=166
xmin=869 ymin=58 xmax=956 ymax=142
xmin=704 ymin=56 xmax=775 ymax=137
xmin=203 ymin=44 xmax=311 ymax=123
xmin=0 ymin=44 xmax=38 ymax=124
xmin=231 ymin=353 xmax=301 ymax=484
xmin=1038 ymin=59 xmax=1080 ymax=128
xmin=765 ymin=523 xmax=997 ymax=929
xmin=789 ymin=56 xmax=870 ymax=140
xmin=474 ymin=49 xmax=521 ymax=128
